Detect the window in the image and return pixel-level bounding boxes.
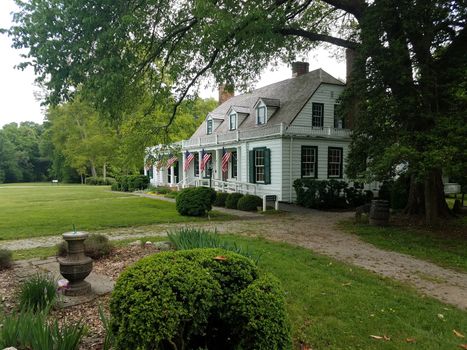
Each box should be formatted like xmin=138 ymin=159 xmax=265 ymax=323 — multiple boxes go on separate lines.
xmin=194 ymin=153 xmax=199 ymax=177
xmin=328 ymin=147 xmax=343 ymax=178
xmin=231 ymin=151 xmax=237 ymax=178
xmin=312 ymin=103 xmax=324 ymax=128
xmin=301 ymin=146 xmax=317 ymax=178
xmin=255 ymin=150 xmax=265 ymax=183
xmin=206 ymin=119 xmax=213 ymax=134
xmin=257 ymin=106 xmax=266 ymax=125
xmin=229 ymin=112 xmax=237 ymax=130
xmin=147 ymin=167 xmax=153 ymax=179
xmin=249 ymin=148 xmax=270 ymax=184
xmin=334 ymin=104 xmax=345 ymax=129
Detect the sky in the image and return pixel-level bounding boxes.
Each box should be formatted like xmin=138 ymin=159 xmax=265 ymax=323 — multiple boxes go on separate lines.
xmin=0 ymin=0 xmax=345 ymax=128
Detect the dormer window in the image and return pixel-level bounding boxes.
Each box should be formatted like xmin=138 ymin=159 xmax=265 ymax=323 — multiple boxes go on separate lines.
xmin=256 ymin=106 xmax=266 ymax=125
xmin=229 ymin=112 xmax=237 ymax=130
xmin=206 ymin=118 xmax=213 ymax=134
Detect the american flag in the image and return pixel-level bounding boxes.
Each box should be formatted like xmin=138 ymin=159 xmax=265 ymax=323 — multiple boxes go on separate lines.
xmin=200 ymin=149 xmax=211 ymax=172
xmin=183 ymin=151 xmax=194 ymax=171
xmin=221 ymin=148 xmax=231 ymax=174
xmin=166 ymin=155 xmax=178 ymax=169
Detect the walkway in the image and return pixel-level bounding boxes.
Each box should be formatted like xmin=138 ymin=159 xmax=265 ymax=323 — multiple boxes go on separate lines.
xmin=1 ymin=208 xmax=466 ymax=310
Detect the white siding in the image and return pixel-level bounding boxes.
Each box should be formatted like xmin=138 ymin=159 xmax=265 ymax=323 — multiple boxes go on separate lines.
xmin=246 ymin=138 xmax=283 ymax=200
xmin=282 ymin=138 xmax=351 ymax=202
xmin=291 ymin=83 xmax=345 ymax=128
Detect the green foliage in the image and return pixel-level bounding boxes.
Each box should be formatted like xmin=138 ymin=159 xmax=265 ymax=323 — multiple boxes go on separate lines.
xmin=175 ymin=187 xmax=212 ymax=216
xmin=237 ymin=194 xmax=262 ymax=211
xmin=377 ymin=178 xmax=409 ymax=210
xmin=167 ymin=227 xmax=260 ymax=263
xmin=113 ymin=175 xmax=150 ymax=192
xmin=0 ymin=249 xmax=12 ymax=270
xmin=225 ymin=193 xmax=244 ymax=209
xmin=0 ymin=310 xmax=86 ymax=350
xmin=149 ymin=186 xmax=172 ymax=195
xmin=213 ymin=191 xmax=228 ymax=207
xmin=57 ymin=234 xmax=113 ymax=259
xmin=110 ymin=248 xmax=290 ymax=349
xmin=85 ymin=176 xmax=116 ymax=185
xmin=294 ymin=179 xmax=371 ymax=209
xmin=18 ymin=274 xmax=57 ymax=313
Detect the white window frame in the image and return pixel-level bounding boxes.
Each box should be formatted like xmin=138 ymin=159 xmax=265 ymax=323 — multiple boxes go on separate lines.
xmin=328 ymin=147 xmax=343 ymax=178
xmin=256 ymin=106 xmax=267 ymax=125
xmin=312 ymin=103 xmax=324 ymax=128
xmin=229 ymin=112 xmax=237 ymax=130
xmin=254 ymin=149 xmax=265 ymax=183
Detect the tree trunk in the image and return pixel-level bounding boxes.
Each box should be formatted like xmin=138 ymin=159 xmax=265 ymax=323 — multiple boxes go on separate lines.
xmin=404 ymin=174 xmax=425 ymax=215
xmin=424 ymin=168 xmax=451 ymax=225
xmin=103 ymin=163 xmax=107 ymax=181
xmin=90 ymin=160 xmax=97 ymax=177
xmin=80 ymin=173 xmax=84 ymax=184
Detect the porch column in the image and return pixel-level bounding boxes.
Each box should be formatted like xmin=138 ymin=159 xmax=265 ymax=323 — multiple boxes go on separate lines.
xmin=181 ymin=153 xmax=186 ymax=188
xmin=170 ymin=166 xmax=175 ymax=187
xmin=198 ymin=151 xmax=203 ymax=179
xmin=215 ymin=148 xmax=222 ymax=180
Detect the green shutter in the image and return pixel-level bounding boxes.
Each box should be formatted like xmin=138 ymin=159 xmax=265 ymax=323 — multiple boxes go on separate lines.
xmin=249 ymin=150 xmax=255 ymax=183
xmin=264 ymin=148 xmax=271 ymax=184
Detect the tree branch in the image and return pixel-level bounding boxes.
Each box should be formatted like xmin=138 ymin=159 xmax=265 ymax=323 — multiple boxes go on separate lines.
xmin=277 ymin=27 xmax=359 ymax=49
xmin=322 ymin=0 xmax=366 ymax=20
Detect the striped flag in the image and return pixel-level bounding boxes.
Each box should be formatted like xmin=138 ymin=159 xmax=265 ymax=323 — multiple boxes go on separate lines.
xmin=183 ymin=151 xmax=194 ymax=171
xmin=221 ymin=147 xmax=231 ymax=174
xmin=166 ymin=155 xmax=178 ymax=169
xmin=200 ymin=149 xmax=211 ymax=172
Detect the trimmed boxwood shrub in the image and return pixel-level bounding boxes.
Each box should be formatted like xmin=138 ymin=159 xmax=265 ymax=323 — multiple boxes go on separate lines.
xmin=197 ymin=186 xmax=217 ymax=204
xmin=214 ymin=192 xmax=229 ymax=207
xmin=225 ymin=193 xmax=244 ymax=209
xmin=176 ymin=187 xmax=212 ymax=216
xmin=237 ymin=194 xmax=262 ymax=211
xmin=110 ymin=248 xmax=291 ymax=350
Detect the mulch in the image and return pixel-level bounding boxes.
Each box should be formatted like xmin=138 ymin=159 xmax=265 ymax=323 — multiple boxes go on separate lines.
xmin=0 ymin=244 xmax=162 ymax=350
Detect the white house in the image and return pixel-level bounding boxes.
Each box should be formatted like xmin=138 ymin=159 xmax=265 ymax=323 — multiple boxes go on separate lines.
xmin=145 ymin=63 xmax=352 ymax=202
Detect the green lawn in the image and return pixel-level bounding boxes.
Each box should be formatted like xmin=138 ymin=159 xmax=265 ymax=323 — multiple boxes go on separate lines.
xmin=13 ymin=235 xmax=467 ymax=349
xmin=0 ymin=183 xmax=231 ymax=240
xmin=340 ymin=220 xmax=467 ymax=272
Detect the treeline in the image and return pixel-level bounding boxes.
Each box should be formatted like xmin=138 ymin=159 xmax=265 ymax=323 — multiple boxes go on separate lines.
xmin=0 ymin=97 xmax=216 ymax=183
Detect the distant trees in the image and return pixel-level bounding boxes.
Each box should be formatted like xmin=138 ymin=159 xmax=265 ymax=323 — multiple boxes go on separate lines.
xmin=0 ymin=96 xmax=214 ymax=183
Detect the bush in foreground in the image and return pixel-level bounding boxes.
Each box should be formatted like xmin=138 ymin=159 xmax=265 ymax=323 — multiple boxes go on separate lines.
xmin=176 ymin=187 xmax=213 ymax=216
xmin=237 ymin=194 xmax=262 ymax=211
xmin=18 ymin=274 xmax=57 ymax=313
xmin=57 ymin=234 xmax=113 ymax=259
xmin=225 ymin=193 xmax=244 ymax=209
xmin=0 ymin=249 xmax=12 ymax=270
xmin=110 ymin=249 xmax=291 ymax=350
xmin=214 ymin=192 xmax=228 ymax=207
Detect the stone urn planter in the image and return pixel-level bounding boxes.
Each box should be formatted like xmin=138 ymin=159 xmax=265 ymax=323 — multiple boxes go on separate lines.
xmin=58 ymin=231 xmax=93 ymax=296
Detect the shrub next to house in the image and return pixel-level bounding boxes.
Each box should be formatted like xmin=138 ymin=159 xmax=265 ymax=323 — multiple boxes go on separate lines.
xmin=293 ymin=179 xmax=372 ymax=209
xmin=176 ymin=187 xmax=213 ymax=216
xmin=214 ymin=192 xmax=229 ymax=207
xmin=110 ymin=248 xmax=291 ymax=350
xmin=225 ymin=193 xmax=244 ymax=209
xmin=112 ymin=175 xmax=150 ymax=192
xmin=237 ymin=194 xmax=262 ymax=211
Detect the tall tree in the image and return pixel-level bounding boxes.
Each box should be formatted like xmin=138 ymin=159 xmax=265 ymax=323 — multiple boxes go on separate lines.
xmin=9 ymin=0 xmax=466 ymax=223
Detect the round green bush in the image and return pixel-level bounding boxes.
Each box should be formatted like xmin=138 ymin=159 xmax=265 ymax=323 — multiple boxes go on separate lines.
xmin=237 ymin=195 xmax=262 ymax=211
xmin=197 ymin=186 xmax=217 ymax=204
xmin=176 ymin=187 xmax=212 ymax=216
xmin=225 ymin=193 xmax=244 ymax=209
xmin=110 ymin=249 xmax=291 ymax=350
xmin=214 ymin=192 xmax=229 ymax=207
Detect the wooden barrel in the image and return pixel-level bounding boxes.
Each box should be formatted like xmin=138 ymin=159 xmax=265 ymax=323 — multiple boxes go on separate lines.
xmin=369 ymin=200 xmax=390 ymax=226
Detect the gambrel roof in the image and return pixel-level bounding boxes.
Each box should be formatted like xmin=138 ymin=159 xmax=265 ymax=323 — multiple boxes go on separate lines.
xmin=191 ymin=68 xmax=344 ymax=138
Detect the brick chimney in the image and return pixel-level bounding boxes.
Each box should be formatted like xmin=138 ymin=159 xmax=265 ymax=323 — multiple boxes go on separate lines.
xmin=291 ymin=61 xmax=309 ymax=77
xmin=218 ymin=84 xmax=234 ymax=105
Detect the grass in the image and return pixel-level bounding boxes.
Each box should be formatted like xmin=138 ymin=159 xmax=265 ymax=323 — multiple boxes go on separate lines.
xmin=340 ymin=220 xmax=467 ymax=272
xmin=6 ymin=234 xmax=467 ymax=349
xmin=225 ymin=236 xmax=467 ymax=349
xmin=0 ymin=183 xmax=233 ymax=240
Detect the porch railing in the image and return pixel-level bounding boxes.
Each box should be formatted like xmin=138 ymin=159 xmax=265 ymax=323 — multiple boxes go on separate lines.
xmin=194 ymin=178 xmax=257 ymax=195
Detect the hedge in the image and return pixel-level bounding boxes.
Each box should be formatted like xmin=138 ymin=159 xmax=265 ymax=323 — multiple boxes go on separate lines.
xmin=85 ymin=176 xmax=116 ymax=186
xmin=237 ymin=195 xmax=262 ymax=211
xmin=225 ymin=193 xmax=244 ymax=209
xmin=112 ymin=175 xmax=150 ymax=192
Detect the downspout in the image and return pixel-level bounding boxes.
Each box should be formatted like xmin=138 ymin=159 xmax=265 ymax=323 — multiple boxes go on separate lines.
xmin=289 ymin=136 xmax=293 ymax=203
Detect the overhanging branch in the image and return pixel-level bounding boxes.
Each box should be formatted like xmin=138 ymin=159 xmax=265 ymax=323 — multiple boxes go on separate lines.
xmin=278 ymin=27 xmax=359 ymax=49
